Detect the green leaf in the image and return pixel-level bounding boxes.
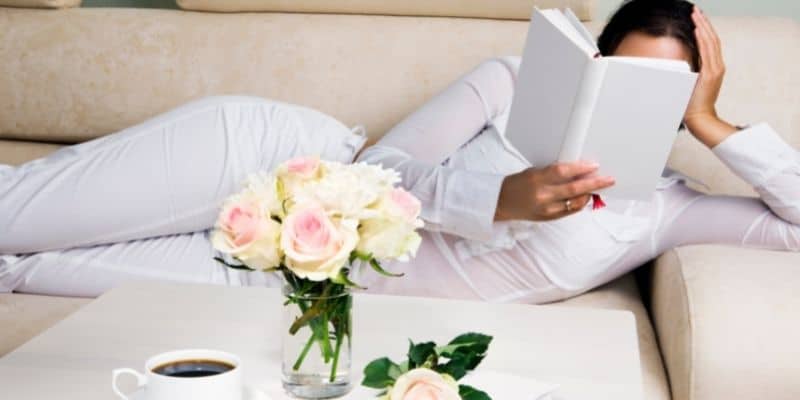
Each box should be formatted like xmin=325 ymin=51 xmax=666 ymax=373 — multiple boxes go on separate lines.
xmin=369 ymin=258 xmax=404 ymax=278
xmin=407 ymin=341 xmax=437 ymax=369
xmin=435 ymin=351 xmax=485 ymax=380
xmin=362 ymin=358 xmax=400 ymax=389
xmin=352 ymin=250 xmax=373 ymax=261
xmin=432 ymin=333 xmax=493 ymax=379
xmin=213 ymin=257 xmax=256 ymax=271
xmin=459 ymin=384 xmax=492 ymax=400
xmin=330 ymin=269 xmax=367 ymax=289
xmin=397 ymin=360 xmax=410 ymax=374
xmin=387 ymin=363 xmax=403 ymax=380
xmin=437 ymin=333 xmax=492 ymax=358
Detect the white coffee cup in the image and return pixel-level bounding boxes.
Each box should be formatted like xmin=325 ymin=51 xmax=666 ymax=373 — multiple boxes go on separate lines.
xmin=112 ymin=349 xmax=243 ymax=400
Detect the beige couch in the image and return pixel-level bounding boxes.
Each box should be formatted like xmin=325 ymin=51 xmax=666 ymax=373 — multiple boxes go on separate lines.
xmin=0 ymin=3 xmax=798 ymax=400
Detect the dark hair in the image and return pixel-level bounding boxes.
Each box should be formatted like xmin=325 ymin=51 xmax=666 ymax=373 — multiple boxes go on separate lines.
xmin=597 ymin=0 xmax=699 ymax=71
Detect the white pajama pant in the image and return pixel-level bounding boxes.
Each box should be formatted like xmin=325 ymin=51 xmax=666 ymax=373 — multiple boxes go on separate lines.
xmin=0 ymin=96 xmax=366 ymax=296
xmin=3 ymin=96 xmax=798 ymax=302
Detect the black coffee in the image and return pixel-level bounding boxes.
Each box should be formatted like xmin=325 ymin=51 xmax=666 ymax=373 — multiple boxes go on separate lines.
xmin=152 ymin=359 xmax=235 ymax=378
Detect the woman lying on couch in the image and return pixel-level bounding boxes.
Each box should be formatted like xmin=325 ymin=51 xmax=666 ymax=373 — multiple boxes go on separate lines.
xmin=1 ymin=0 xmax=797 ymax=299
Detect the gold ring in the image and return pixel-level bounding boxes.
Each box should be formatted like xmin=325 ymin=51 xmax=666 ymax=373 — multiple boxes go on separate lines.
xmin=565 ymin=199 xmax=572 ymax=212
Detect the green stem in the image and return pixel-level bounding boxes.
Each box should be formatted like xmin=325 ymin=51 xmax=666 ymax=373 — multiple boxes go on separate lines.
xmin=289 ymin=284 xmax=333 ymax=334
xmin=293 ymin=332 xmax=316 ymax=371
xmin=329 ymin=333 xmax=344 ymax=382
xmin=319 ymin=311 xmax=333 ymax=363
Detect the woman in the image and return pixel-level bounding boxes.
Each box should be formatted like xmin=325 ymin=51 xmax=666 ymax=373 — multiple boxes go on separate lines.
xmin=1 ymin=1 xmax=797 ymax=301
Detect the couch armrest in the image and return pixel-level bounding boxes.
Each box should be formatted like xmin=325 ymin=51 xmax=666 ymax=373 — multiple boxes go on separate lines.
xmin=646 ymin=245 xmax=800 ymax=400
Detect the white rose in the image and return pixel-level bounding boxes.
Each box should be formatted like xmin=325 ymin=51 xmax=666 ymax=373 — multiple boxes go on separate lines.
xmin=357 ymin=187 xmax=424 ymax=261
xmin=357 ymin=219 xmax=422 ymax=262
xmin=280 ymin=206 xmax=358 ymax=281
xmin=388 ymin=368 xmax=460 ymax=400
xmin=211 ymin=192 xmax=282 ymax=270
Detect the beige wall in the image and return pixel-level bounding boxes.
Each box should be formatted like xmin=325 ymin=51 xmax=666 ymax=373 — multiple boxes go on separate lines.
xmin=596 ymin=0 xmax=800 ymax=22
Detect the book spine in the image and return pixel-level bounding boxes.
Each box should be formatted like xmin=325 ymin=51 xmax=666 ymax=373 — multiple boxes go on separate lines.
xmin=558 ymin=59 xmax=609 ymax=162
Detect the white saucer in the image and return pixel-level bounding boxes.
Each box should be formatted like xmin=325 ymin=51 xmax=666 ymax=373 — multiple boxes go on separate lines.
xmin=128 ymin=385 xmax=272 ymax=400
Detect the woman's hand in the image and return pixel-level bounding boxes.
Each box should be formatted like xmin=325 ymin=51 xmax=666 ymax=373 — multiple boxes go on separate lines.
xmin=495 ymin=162 xmax=615 ymax=222
xmin=684 ymin=6 xmax=737 ymax=148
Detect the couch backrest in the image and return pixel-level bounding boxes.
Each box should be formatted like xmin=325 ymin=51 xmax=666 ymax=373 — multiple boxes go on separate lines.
xmin=0 ymin=8 xmax=797 ymax=196
xmin=0 ymin=8 xmax=538 ymax=143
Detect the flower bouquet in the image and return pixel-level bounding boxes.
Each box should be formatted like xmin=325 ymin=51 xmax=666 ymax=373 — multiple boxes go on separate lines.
xmin=211 ymin=156 xmax=424 ymax=399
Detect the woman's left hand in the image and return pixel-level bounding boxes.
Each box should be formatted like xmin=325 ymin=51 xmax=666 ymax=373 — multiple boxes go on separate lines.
xmin=684 ymin=6 xmax=737 ymax=148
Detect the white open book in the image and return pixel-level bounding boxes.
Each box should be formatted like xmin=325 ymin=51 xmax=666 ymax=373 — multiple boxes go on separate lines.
xmin=505 ymin=8 xmax=698 ymax=200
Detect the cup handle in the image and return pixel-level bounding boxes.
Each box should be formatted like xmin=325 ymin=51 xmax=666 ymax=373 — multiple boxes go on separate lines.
xmin=112 ymin=368 xmax=147 ymax=399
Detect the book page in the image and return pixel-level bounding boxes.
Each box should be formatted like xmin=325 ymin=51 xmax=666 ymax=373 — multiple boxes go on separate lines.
xmin=580 ymin=62 xmax=698 ymax=200
xmin=564 ymin=7 xmax=599 ymax=54
xmin=505 ymin=8 xmax=592 ymax=167
xmin=540 ymin=9 xmax=597 ymax=56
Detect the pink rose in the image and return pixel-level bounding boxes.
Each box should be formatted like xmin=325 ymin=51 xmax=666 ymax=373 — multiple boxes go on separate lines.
xmin=389 ymin=368 xmax=460 ymax=400
xmin=220 ymin=201 xmax=261 ymax=247
xmin=278 ymin=156 xmax=322 ymax=199
xmin=388 ymin=188 xmax=421 ymax=223
xmin=211 ymin=194 xmax=282 ymax=270
xmin=280 ymin=206 xmax=358 ymax=281
xmin=285 ymin=156 xmax=321 ymax=179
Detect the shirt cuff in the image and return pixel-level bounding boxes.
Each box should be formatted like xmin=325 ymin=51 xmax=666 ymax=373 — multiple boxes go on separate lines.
xmin=711 ymin=122 xmax=797 ymax=188
xmin=441 ymin=169 xmax=506 ymax=242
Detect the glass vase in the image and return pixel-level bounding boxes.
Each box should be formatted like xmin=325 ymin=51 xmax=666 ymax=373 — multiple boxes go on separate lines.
xmin=281 ymin=284 xmax=352 ymax=399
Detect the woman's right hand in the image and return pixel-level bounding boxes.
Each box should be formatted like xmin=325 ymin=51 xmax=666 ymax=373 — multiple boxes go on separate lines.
xmin=495 ymin=162 xmax=615 ymax=221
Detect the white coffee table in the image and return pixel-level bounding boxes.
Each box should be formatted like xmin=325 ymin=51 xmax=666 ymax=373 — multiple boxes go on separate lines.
xmin=0 ymin=282 xmax=643 ymax=399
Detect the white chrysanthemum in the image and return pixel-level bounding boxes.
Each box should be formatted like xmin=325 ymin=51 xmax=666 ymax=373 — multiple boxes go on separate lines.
xmin=242 ymin=171 xmax=284 ymax=217
xmin=292 ymin=161 xmax=400 ymax=219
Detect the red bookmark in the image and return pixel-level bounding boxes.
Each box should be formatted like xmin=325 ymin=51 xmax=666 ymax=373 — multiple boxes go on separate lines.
xmin=591 ymin=194 xmax=606 ymax=210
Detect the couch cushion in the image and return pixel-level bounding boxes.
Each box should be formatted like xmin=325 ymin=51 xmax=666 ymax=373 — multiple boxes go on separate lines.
xmin=0 ymin=140 xmax=63 ymax=166
xmin=0 ymin=0 xmax=79 ymax=8
xmin=556 ymin=273 xmax=671 ymax=400
xmin=175 ymin=0 xmax=594 ymax=21
xmin=648 ymin=246 xmax=800 ymax=400
xmin=0 ymin=293 xmax=90 ymax=357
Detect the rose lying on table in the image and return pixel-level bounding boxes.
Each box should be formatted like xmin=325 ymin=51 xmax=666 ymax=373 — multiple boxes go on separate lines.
xmin=363 ymin=333 xmax=494 ymax=400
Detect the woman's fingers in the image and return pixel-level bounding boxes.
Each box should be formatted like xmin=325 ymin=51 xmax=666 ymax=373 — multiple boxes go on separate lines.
xmin=705 ymin=13 xmax=725 ymax=72
xmin=496 ymin=164 xmax=614 ymax=222
xmin=541 ymin=193 xmax=592 ymax=220
xmin=684 ymin=6 xmax=730 ymax=147
xmin=551 ymin=174 xmax=615 ymax=200
xmin=542 ymin=161 xmax=599 ymax=183
xmin=692 ymin=10 xmax=712 ymax=70
xmin=699 ymin=8 xmax=722 ymax=50
xmin=693 ymin=7 xmax=724 ymax=73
